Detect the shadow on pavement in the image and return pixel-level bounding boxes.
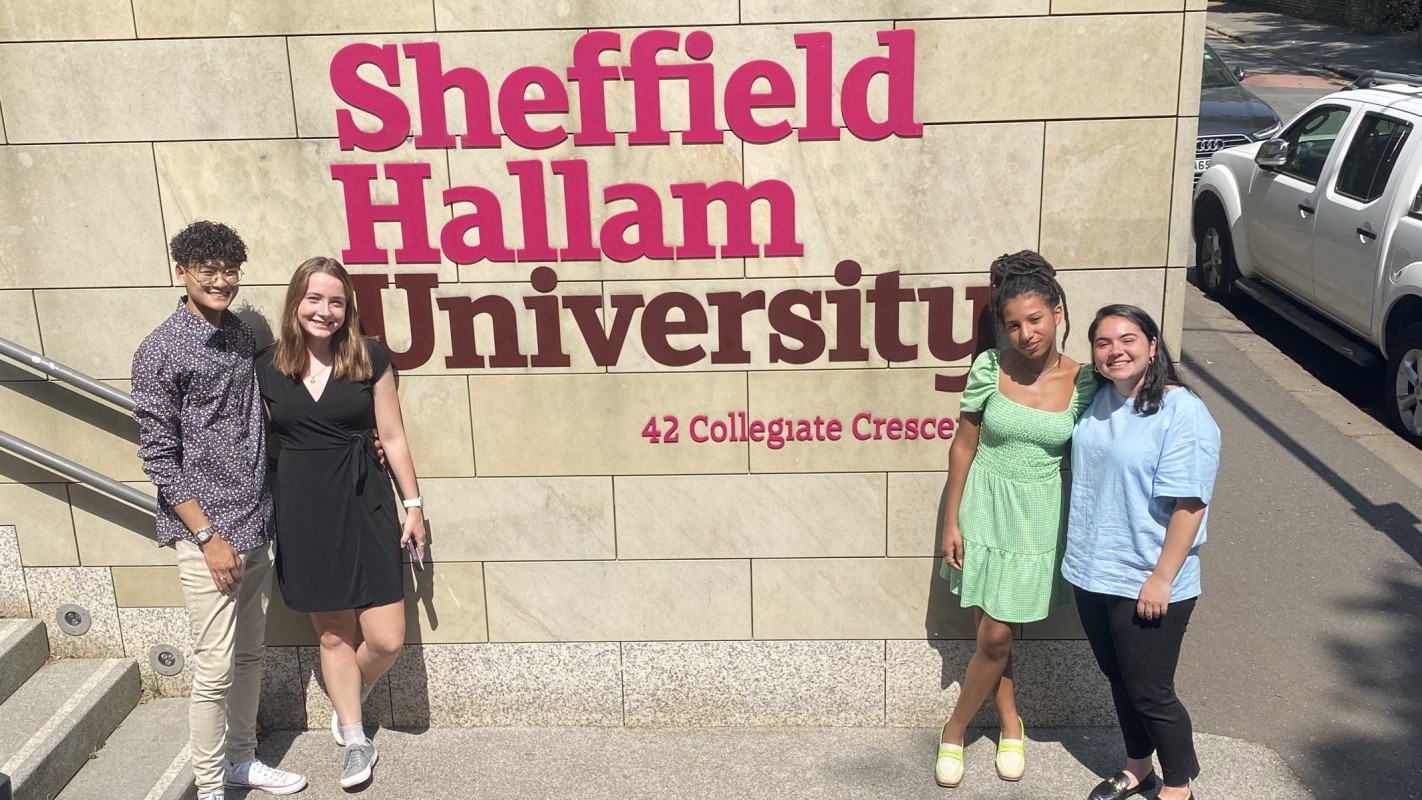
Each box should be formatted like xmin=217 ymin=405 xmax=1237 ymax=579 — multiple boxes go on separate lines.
xmin=1185 ymin=350 xmax=1422 ymax=567
xmin=1311 ymin=564 xmax=1422 ymax=800
xmin=1208 ymin=0 xmax=1418 ymax=75
xmin=1204 ymin=289 xmax=1386 ymax=422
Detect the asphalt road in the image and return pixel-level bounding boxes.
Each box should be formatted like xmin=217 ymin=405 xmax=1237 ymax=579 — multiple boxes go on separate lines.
xmin=1206 ymin=34 xmax=1340 ymax=124
xmin=1181 ymin=34 xmax=1422 ymax=800
xmin=1176 ymin=283 xmax=1422 ymax=800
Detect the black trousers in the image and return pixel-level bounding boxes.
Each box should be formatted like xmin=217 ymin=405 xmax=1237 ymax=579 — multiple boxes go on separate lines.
xmin=1073 ymin=586 xmax=1200 ymax=787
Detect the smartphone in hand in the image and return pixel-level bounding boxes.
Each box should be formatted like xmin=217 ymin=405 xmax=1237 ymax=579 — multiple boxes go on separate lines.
xmin=406 ymin=539 xmax=424 ymax=571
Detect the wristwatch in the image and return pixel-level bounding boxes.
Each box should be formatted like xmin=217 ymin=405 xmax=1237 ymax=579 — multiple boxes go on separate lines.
xmin=193 ymin=526 xmax=216 ymax=545
xmin=402 ymin=496 xmax=424 ymax=509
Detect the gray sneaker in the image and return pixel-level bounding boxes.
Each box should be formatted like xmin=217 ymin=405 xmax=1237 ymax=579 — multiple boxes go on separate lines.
xmin=339 ymin=742 xmax=378 ymax=789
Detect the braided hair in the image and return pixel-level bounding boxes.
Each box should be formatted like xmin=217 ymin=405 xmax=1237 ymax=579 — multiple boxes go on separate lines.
xmin=989 ymin=250 xmax=1070 ymax=346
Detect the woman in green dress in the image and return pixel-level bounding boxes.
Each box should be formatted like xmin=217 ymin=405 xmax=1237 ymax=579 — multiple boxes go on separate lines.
xmin=935 ymin=251 xmax=1098 ymax=788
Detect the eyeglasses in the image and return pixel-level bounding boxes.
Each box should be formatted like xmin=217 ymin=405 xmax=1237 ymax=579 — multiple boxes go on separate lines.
xmin=182 ymin=265 xmax=243 ymax=285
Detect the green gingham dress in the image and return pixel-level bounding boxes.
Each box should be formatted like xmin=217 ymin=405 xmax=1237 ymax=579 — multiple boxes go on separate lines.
xmin=941 ymin=349 xmax=1098 ymax=623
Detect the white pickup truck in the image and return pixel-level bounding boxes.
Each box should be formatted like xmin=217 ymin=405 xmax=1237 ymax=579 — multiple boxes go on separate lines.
xmin=1193 ymin=71 xmax=1422 ymax=446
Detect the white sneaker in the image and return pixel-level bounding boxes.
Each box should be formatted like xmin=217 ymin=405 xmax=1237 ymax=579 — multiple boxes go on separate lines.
xmin=225 ymin=758 xmax=309 ymax=795
xmin=331 ymin=710 xmax=345 ymax=746
xmin=198 ymin=793 xmax=225 ymax=800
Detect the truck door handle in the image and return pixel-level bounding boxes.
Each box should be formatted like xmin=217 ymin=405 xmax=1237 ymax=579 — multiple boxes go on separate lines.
xmin=1298 ymin=203 xmax=1315 ymax=214
xmin=1357 ymin=227 xmax=1377 ymax=240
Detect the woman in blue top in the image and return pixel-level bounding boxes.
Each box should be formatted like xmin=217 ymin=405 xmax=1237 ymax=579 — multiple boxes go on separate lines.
xmin=1065 ymin=305 xmax=1220 ymax=800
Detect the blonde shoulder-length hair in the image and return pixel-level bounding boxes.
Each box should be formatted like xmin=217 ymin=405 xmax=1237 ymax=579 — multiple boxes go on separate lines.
xmin=272 ymin=257 xmax=373 ymax=382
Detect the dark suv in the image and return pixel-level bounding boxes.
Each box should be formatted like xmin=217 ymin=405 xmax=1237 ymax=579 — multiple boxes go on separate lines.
xmin=1195 ymin=43 xmax=1283 ymax=182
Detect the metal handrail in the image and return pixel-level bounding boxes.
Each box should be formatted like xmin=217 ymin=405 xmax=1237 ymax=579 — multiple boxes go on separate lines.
xmin=0 ymin=430 xmax=156 ymax=513
xmin=0 ymin=336 xmax=151 ymax=513
xmin=0 ymin=336 xmax=134 ymax=411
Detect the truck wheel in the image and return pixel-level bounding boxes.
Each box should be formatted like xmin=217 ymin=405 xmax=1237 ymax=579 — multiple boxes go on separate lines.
xmin=1385 ymin=323 xmax=1422 ymax=447
xmin=1195 ymin=206 xmax=1238 ymax=299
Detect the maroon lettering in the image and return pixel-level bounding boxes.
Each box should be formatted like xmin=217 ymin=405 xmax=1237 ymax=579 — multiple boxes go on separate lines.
xmin=438 ymin=294 xmax=528 ymax=368
xmin=867 ymin=270 xmax=917 ymax=361
xmin=524 ymin=266 xmax=571 ymax=367
xmin=767 ymin=288 xmax=824 ymax=364
xmin=564 ymin=292 xmax=644 ymax=366
xmin=706 ymin=290 xmax=766 ymax=364
xmin=349 ymin=272 xmax=439 ymax=371
xmin=826 ymin=260 xmax=869 ymax=361
xmin=641 ymin=292 xmax=708 ymax=367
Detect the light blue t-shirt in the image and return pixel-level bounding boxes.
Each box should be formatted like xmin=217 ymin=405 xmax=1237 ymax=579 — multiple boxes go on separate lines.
xmin=1062 ymin=384 xmax=1221 ymax=602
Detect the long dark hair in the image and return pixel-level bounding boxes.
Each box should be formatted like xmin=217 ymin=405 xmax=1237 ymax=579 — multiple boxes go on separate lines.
xmin=1087 ymin=304 xmax=1190 ymax=416
xmin=990 ymin=250 xmax=1070 ymax=345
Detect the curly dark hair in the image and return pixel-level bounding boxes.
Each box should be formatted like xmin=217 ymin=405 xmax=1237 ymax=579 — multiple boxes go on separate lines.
xmin=169 ymin=220 xmax=248 ymax=267
xmin=990 ymin=249 xmax=1071 ymax=344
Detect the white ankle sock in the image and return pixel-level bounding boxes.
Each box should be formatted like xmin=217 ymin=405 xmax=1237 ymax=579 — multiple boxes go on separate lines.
xmin=340 ymin=722 xmax=368 ymax=747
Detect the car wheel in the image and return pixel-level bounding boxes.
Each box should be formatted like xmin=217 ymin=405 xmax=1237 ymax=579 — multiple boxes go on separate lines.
xmin=1195 ymin=205 xmax=1238 ymax=299
xmin=1385 ymin=323 xmax=1422 ymax=447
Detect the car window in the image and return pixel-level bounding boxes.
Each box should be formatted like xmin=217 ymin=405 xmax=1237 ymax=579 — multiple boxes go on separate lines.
xmin=1201 ymin=47 xmax=1236 ymax=89
xmin=1335 ymin=113 xmax=1413 ymax=203
xmin=1278 ymin=106 xmax=1351 ymax=184
xmin=1412 ymin=181 xmax=1422 ymax=217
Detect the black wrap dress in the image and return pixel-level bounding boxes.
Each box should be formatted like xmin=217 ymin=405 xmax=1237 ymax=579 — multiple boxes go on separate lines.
xmin=256 ymin=339 xmax=402 ymax=613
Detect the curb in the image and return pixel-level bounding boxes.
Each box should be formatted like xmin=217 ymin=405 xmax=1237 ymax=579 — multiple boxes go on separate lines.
xmin=1206 ymin=21 xmax=1356 ymax=82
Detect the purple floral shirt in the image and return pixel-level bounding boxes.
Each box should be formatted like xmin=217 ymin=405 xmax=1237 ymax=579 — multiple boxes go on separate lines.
xmin=131 ymin=299 xmax=273 ymax=550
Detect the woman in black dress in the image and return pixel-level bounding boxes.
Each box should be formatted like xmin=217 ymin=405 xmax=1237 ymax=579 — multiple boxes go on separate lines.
xmin=256 ymin=257 xmax=424 ymax=790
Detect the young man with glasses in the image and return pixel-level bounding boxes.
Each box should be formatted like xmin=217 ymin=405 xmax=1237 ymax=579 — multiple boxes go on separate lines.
xmin=131 ymin=220 xmax=307 ymax=799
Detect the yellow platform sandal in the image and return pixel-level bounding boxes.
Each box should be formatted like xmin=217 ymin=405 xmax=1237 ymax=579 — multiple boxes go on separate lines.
xmin=935 ymin=720 xmax=965 ymax=788
xmin=996 ymin=716 xmax=1026 ymax=781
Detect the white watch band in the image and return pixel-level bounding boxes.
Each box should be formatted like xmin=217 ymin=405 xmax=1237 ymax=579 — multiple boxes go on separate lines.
xmin=402 ymin=496 xmax=423 ymax=509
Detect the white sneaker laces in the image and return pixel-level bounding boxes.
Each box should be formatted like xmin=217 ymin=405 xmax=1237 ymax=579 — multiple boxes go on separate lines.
xmin=231 ymin=759 xmax=297 ymax=786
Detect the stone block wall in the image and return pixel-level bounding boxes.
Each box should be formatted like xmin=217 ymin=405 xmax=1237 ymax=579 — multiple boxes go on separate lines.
xmin=0 ymin=0 xmax=1203 ymax=727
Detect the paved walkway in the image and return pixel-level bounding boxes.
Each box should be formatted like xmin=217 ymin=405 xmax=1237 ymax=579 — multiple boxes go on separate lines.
xmin=234 ymin=726 xmax=1311 ymax=800
xmin=1176 ymin=284 xmax=1422 ymax=800
xmin=1207 ymin=1 xmax=1419 ymax=79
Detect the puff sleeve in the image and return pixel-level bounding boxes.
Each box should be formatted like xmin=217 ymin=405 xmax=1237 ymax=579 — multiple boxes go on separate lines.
xmin=958 ymin=349 xmax=1000 ymax=414
xmin=1071 ymin=363 xmax=1102 ymax=421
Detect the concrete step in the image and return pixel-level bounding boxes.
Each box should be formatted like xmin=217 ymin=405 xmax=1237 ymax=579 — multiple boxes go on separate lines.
xmin=57 ymin=697 xmax=193 ymax=800
xmin=0 ymin=658 xmax=138 ymax=800
xmin=0 ymin=620 xmax=47 ymax=706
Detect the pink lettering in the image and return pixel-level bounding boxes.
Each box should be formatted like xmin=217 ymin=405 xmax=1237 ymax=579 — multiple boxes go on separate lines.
xmin=497 ymin=66 xmax=569 ymax=149
xmin=332 ymin=162 xmax=440 ymax=263
xmin=332 ymin=43 xmax=409 ymax=152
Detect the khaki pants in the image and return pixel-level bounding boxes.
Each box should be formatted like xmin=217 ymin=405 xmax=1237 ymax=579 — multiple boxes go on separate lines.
xmin=176 ymin=540 xmax=273 ymax=794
